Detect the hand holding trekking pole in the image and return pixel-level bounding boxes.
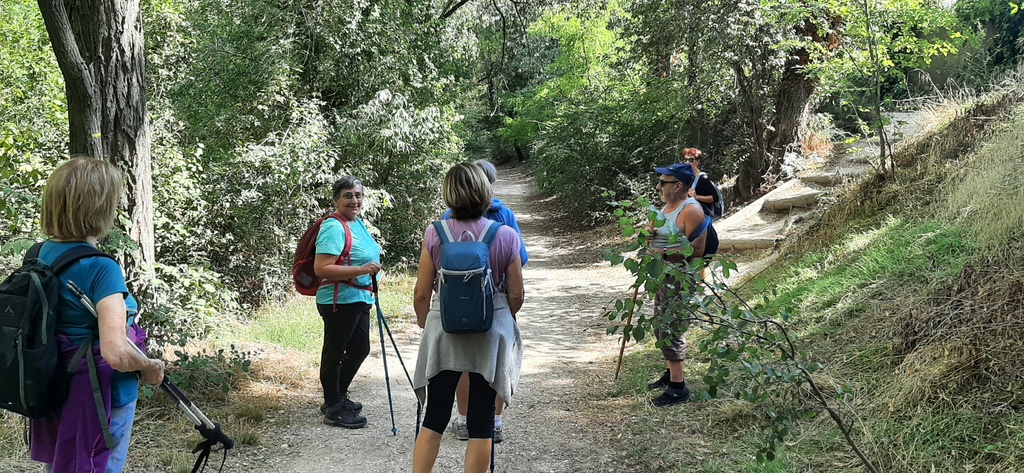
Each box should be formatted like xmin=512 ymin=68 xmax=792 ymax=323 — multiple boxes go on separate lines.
xmin=67 ymin=281 xmax=235 ymax=473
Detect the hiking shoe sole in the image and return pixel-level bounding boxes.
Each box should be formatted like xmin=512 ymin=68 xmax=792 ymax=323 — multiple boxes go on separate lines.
xmin=324 ymin=416 xmax=368 ymax=429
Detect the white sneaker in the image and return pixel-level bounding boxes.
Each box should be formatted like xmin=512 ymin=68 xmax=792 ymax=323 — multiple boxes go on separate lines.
xmin=450 ymin=418 xmax=469 ymax=440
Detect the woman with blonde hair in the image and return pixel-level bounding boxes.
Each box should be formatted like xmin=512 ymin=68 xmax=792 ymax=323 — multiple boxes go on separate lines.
xmin=29 ymin=156 xmax=165 ymax=472
xmin=412 ymin=163 xmax=524 ymax=472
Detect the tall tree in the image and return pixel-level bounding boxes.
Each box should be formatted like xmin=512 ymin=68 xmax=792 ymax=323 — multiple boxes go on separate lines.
xmin=37 ymin=0 xmax=154 ymax=293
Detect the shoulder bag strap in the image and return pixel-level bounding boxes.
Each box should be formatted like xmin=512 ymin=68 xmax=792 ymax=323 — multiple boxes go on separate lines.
xmin=433 ymin=221 xmax=455 ymax=245
xmin=50 ymin=246 xmax=112 ymax=275
xmin=23 ymin=241 xmax=45 ymax=264
xmin=480 ymin=221 xmax=501 ymax=245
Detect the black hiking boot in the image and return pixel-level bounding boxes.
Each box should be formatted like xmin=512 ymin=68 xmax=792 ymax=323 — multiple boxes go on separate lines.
xmin=652 ymin=385 xmax=694 ymax=407
xmin=323 ymin=403 xmax=367 ymax=429
xmin=646 ymin=369 xmax=671 ymax=391
xmin=320 ymin=397 xmax=363 ymax=415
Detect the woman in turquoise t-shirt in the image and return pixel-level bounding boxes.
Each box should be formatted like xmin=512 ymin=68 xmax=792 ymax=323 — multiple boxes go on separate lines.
xmin=312 ymin=176 xmax=382 ymax=429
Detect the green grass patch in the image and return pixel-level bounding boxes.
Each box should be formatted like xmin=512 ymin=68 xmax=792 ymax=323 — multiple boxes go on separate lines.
xmin=234 ymin=271 xmax=416 ymax=354
xmin=750 ymin=217 xmax=973 ymax=318
xmin=943 ymin=105 xmax=1024 ymax=245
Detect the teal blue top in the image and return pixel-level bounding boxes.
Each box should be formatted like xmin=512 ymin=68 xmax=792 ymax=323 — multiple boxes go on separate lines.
xmin=314 ymin=217 xmax=381 ymax=305
xmin=38 ymin=241 xmax=139 ymax=407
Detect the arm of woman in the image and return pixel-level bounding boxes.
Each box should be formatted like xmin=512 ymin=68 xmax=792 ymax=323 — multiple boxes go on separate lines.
xmin=673 ymin=205 xmax=707 ymax=260
xmin=505 ymin=256 xmax=524 ymax=316
xmin=314 ymin=254 xmax=379 ymax=280
xmin=96 ymin=294 xmax=164 ymax=385
xmin=413 ymin=244 xmax=435 ymax=328
xmin=690 ymin=178 xmax=718 ymax=204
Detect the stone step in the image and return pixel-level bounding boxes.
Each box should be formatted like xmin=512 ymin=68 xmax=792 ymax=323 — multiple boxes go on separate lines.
xmin=717 ymin=235 xmax=779 ymax=253
xmin=760 ymin=180 xmax=825 ymax=213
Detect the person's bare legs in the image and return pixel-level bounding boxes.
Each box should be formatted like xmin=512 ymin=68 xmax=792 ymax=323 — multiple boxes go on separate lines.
xmin=465 ymin=439 xmax=492 ymax=473
xmin=413 ymin=429 xmax=443 ymax=473
xmin=456 ymin=372 xmax=470 ymax=416
xmin=668 ymin=360 xmax=685 ymax=382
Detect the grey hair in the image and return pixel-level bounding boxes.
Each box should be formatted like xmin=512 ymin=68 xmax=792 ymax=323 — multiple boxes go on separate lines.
xmin=332 ymin=176 xmax=362 ymax=200
xmin=473 ymin=159 xmax=498 ymax=185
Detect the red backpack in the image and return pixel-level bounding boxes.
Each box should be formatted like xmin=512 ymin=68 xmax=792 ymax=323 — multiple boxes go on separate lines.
xmin=292 ymin=212 xmax=373 ymax=296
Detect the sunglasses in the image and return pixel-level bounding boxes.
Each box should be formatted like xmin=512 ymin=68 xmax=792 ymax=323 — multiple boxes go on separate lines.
xmin=684 ymin=158 xmax=700 ymax=163
xmin=656 ymin=179 xmax=680 ymax=187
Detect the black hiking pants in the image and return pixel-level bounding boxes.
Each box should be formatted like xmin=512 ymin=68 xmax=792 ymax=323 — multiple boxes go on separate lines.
xmin=422 ymin=370 xmax=496 ymax=439
xmin=318 ymin=302 xmax=371 ymax=407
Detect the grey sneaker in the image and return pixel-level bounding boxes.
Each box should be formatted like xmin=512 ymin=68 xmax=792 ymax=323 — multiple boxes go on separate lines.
xmin=493 ymin=426 xmax=504 ymax=444
xmin=450 ymin=418 xmax=469 ymax=440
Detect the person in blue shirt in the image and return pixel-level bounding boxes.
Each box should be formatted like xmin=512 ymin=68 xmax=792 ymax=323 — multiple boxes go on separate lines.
xmin=29 ymin=156 xmax=165 ymax=473
xmin=312 ymin=176 xmax=382 ymax=429
xmin=442 ymin=159 xmax=527 ymax=443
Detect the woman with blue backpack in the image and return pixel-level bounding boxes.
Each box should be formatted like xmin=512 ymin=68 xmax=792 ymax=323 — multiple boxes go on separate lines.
xmin=441 ymin=159 xmax=527 ymax=443
xmin=412 ymin=163 xmax=524 ymax=473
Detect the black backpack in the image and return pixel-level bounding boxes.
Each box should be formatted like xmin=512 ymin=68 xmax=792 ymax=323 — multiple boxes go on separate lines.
xmin=0 ymin=242 xmax=111 ymax=418
xmin=694 ymin=172 xmax=726 ymax=218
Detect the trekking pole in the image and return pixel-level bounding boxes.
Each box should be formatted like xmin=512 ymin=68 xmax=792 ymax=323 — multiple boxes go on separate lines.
xmin=370 ymin=276 xmax=399 ymax=436
xmin=66 ymin=282 xmax=235 ymax=473
xmin=614 ymin=285 xmax=641 ymax=380
xmin=369 ymin=275 xmax=420 ymax=435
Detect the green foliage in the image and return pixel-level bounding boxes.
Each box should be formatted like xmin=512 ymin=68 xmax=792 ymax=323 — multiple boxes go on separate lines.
xmin=146 ymin=262 xmax=241 ymax=348
xmin=956 ymin=0 xmax=1024 ymax=70
xmin=0 ymin=0 xmax=66 ymax=252
xmin=166 ymin=345 xmax=252 ymax=396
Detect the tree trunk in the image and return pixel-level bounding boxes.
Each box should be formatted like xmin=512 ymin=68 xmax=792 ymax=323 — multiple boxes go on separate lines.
xmin=733 ymin=63 xmax=771 ymax=199
xmin=38 ymin=0 xmax=155 ymax=298
xmin=767 ymin=17 xmax=843 ymax=166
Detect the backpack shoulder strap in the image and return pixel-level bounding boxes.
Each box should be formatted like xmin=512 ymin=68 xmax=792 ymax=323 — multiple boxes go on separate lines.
xmin=333 ymin=215 xmax=354 ymax=265
xmin=480 ymin=221 xmax=501 ymax=245
xmin=433 ymin=221 xmax=454 ymax=245
xmin=687 ymin=215 xmax=712 ymax=242
xmin=690 ymin=172 xmax=707 ymax=191
xmin=23 ymin=241 xmax=45 ymax=264
xmin=49 ymin=245 xmax=112 ymax=275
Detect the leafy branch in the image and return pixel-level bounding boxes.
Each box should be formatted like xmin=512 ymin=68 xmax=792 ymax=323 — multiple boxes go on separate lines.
xmin=602 ymin=192 xmax=878 ymax=471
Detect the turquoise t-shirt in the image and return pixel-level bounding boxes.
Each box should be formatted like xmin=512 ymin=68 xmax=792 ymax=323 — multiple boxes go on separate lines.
xmin=314 ymin=217 xmax=381 ymax=306
xmin=38 ymin=241 xmax=139 ymax=407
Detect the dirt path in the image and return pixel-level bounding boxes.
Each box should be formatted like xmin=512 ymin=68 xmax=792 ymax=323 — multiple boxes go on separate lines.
xmin=246 ymin=165 xmax=634 ymax=472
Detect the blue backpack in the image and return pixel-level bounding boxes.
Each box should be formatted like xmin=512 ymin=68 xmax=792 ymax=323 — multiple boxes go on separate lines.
xmin=432 ymin=220 xmax=502 ymax=334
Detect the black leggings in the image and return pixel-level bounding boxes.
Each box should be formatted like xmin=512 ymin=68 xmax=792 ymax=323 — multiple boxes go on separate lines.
xmin=317 ymin=302 xmax=371 ymax=406
xmin=422 ymin=370 xmax=496 ymax=439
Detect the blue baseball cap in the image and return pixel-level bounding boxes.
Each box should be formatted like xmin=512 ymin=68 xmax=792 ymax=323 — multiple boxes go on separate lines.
xmin=655 ymin=163 xmax=695 ymax=187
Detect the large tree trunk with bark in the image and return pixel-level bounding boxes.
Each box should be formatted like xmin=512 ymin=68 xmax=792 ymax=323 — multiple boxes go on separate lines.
xmin=767 ymin=17 xmax=844 ymax=167
xmin=37 ymin=0 xmax=155 ymax=297
xmin=733 ymin=63 xmax=772 ymax=199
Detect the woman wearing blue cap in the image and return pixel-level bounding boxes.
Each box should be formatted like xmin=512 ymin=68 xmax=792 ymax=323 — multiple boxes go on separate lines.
xmin=645 ymin=162 xmax=717 ymax=406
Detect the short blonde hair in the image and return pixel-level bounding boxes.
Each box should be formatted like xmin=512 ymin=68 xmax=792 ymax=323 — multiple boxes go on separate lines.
xmin=443 ymin=163 xmax=492 ymax=220
xmin=41 ymin=156 xmax=123 ymax=240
